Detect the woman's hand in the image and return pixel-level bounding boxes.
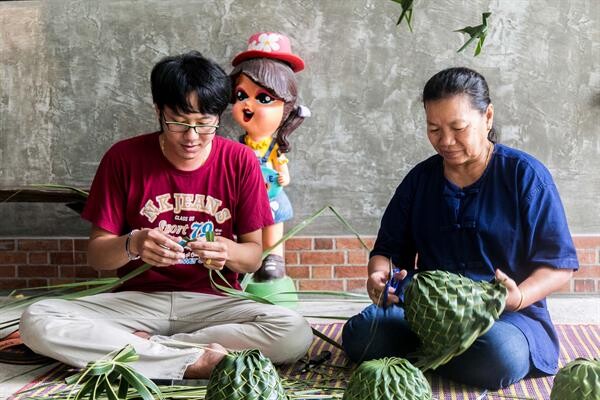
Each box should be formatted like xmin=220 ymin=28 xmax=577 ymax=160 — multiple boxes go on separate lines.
xmin=132 ymin=228 xmax=185 ymax=267
xmin=495 ymin=269 xmax=523 ymax=312
xmin=187 ymin=237 xmax=229 ymax=270
xmin=367 ymin=269 xmax=407 ymax=306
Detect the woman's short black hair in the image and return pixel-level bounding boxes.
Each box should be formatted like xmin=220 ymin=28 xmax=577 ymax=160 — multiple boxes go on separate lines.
xmin=422 ymin=67 xmax=497 ymax=142
xmin=151 ymin=51 xmax=231 ymax=116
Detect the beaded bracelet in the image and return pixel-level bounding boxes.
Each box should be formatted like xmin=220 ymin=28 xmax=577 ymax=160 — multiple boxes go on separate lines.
xmin=125 ymin=229 xmax=141 ymax=261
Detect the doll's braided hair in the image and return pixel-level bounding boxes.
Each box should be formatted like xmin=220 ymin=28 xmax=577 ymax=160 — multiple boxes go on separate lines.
xmin=230 ymin=58 xmax=306 ymax=153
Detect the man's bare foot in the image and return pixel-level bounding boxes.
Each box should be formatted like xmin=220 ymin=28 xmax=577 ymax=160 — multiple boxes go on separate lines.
xmin=133 ymin=331 xmax=152 ymax=340
xmin=184 ymin=343 xmax=228 ymax=379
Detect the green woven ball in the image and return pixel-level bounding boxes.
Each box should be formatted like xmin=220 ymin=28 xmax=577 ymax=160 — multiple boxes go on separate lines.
xmin=205 ymin=349 xmax=288 ymax=400
xmin=343 ymin=357 xmax=432 ymax=400
xmin=551 ymin=358 xmax=600 ymax=400
xmin=404 ymin=270 xmax=507 ymax=371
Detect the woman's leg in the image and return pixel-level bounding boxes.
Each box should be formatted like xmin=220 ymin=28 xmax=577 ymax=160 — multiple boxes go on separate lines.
xmin=342 ymin=304 xmax=419 ymax=362
xmin=435 ymin=320 xmax=532 ymax=389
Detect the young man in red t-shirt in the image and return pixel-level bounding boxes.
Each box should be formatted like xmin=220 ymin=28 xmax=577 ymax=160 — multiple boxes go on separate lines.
xmin=20 ymin=51 xmax=312 ymax=379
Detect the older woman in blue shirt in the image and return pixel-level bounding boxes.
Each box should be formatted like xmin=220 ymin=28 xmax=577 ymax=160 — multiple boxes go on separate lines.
xmin=342 ymin=67 xmax=578 ymax=390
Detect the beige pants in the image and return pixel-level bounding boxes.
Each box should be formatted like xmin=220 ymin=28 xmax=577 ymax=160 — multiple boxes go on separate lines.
xmin=19 ymin=291 xmax=313 ymax=379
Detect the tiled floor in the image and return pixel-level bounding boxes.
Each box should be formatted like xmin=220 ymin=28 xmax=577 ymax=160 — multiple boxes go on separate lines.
xmin=0 ymin=295 xmax=598 ymax=399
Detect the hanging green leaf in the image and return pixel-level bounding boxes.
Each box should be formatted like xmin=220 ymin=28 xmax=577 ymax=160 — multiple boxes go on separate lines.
xmin=455 ymin=12 xmax=492 ymax=56
xmin=391 ymin=0 xmax=414 ymax=32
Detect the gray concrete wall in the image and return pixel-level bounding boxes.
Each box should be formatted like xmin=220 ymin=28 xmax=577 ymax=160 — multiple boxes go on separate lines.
xmin=1 ymin=0 xmax=599 ymax=236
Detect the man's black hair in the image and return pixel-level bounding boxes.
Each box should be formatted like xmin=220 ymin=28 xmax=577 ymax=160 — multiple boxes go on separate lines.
xmin=151 ymin=51 xmax=231 ymax=116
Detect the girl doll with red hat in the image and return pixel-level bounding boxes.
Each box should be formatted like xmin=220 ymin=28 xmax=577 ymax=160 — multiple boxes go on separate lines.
xmin=231 ymin=32 xmax=310 ymax=282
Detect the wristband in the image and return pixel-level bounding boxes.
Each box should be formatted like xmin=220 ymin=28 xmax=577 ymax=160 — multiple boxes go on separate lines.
xmin=125 ymin=230 xmax=141 ymax=261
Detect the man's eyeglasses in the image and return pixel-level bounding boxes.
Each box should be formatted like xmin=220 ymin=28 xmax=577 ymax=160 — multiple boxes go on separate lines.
xmin=162 ymin=113 xmax=219 ymax=135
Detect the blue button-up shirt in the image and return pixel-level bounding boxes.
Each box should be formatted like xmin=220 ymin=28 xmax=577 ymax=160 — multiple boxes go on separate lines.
xmin=372 ymin=143 xmax=579 ymax=374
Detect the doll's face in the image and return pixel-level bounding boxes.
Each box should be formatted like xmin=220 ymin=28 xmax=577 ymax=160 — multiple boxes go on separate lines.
xmin=232 ymin=74 xmax=285 ymax=140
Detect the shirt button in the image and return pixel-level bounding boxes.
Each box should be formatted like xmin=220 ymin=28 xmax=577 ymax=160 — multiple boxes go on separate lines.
xmin=459 ymin=262 xmax=466 ymax=268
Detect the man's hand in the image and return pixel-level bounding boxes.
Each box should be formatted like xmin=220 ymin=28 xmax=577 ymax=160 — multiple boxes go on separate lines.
xmin=132 ymin=228 xmax=185 ymax=267
xmin=188 ymin=237 xmax=229 ymax=270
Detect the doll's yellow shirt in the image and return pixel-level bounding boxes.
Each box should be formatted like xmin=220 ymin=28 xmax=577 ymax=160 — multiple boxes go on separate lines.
xmin=243 ymin=136 xmax=289 ymax=169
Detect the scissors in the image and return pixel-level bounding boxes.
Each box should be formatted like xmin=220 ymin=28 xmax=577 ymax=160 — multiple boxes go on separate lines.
xmin=382 ymin=258 xmax=408 ymax=309
xmin=297 ymin=350 xmax=332 ymax=373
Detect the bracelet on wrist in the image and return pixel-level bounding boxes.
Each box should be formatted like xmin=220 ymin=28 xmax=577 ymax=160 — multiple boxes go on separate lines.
xmin=125 ymin=229 xmax=141 ymax=261
xmin=515 ymin=288 xmax=524 ymax=311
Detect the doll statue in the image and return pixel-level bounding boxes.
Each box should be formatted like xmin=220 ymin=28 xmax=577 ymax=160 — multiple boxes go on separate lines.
xmin=231 ymin=32 xmax=309 ymax=282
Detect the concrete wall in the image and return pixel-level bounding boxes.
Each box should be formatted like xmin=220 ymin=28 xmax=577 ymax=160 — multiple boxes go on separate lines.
xmin=1 ymin=0 xmax=599 ymax=236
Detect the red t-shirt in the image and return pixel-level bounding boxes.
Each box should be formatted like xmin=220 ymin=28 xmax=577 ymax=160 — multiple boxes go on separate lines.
xmin=81 ymin=132 xmax=273 ymax=294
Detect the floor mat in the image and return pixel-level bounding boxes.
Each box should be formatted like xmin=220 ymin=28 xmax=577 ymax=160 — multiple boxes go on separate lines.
xmin=10 ymin=324 xmax=600 ymax=399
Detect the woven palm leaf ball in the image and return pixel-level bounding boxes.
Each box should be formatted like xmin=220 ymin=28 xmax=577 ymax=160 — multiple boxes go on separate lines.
xmin=343 ymin=357 xmax=432 ymax=400
xmin=550 ymin=357 xmax=600 ymax=400
xmin=404 ymin=270 xmax=507 ymax=371
xmin=205 ymin=349 xmax=288 ymax=400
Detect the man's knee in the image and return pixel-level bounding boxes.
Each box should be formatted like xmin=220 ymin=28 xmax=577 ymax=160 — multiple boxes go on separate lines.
xmin=20 ymin=299 xmax=67 ymax=347
xmin=266 ymin=310 xmax=312 ymax=364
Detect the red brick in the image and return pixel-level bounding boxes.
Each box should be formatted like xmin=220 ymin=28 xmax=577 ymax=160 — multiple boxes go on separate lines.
xmin=50 ymin=252 xmax=75 ymax=265
xmin=300 ymin=251 xmax=345 ymax=265
xmin=286 ymin=266 xmax=309 ymax=279
xmin=573 ymin=266 xmax=600 ymax=279
xmin=18 ymin=265 xmax=58 ymax=277
xmin=285 ymin=238 xmax=312 ymax=250
xmin=336 ymin=237 xmax=373 ymax=251
xmin=0 ymin=265 xmax=16 ymax=278
xmin=74 ymin=252 xmax=88 ymax=265
xmin=576 ymin=249 xmax=598 ymax=265
xmin=573 ymin=279 xmax=596 ymax=292
xmin=17 ymin=239 xmax=59 ymax=251
xmin=311 ymin=266 xmax=332 ymax=279
xmin=314 ymin=238 xmax=333 ymax=250
xmin=347 ymin=250 xmax=368 ymax=265
xmin=555 ymin=280 xmax=572 ymax=293
xmin=60 ymin=266 xmax=100 ymax=279
xmin=335 ymin=265 xmax=367 ymax=278
xmin=572 ymin=236 xmax=600 ymax=248
xmin=346 ymin=279 xmax=367 ymax=293
xmin=28 ymin=252 xmax=49 ymax=265
xmin=298 ymin=279 xmax=344 ymax=291
xmin=0 ymin=279 xmax=28 ymax=290
xmin=27 ymin=279 xmax=49 ymax=288
xmin=285 ymin=251 xmax=299 ymax=265
xmin=0 ymin=252 xmax=27 ymax=265
xmin=60 ymin=239 xmax=74 ymax=251
xmin=74 ymin=239 xmax=89 ymax=251
xmin=0 ymin=240 xmax=15 ymax=251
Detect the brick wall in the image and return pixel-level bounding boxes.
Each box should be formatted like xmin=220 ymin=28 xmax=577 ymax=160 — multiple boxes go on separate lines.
xmin=0 ymin=235 xmax=599 ymax=293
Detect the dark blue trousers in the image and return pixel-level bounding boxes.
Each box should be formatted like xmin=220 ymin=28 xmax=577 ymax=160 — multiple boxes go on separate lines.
xmin=342 ymin=304 xmax=532 ymax=390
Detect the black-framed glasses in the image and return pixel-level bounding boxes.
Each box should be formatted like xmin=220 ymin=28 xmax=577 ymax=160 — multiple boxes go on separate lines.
xmin=161 ymin=113 xmax=219 ymax=135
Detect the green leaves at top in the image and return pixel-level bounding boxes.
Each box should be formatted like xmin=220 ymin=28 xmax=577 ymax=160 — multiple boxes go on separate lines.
xmin=455 ymin=12 xmax=492 ymax=56
xmin=391 ymin=0 xmax=414 ymax=32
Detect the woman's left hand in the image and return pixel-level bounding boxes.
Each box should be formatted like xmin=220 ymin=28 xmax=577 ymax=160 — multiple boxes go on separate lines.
xmin=495 ymin=269 xmax=522 ymax=312
xmin=187 ymin=237 xmax=229 ymax=270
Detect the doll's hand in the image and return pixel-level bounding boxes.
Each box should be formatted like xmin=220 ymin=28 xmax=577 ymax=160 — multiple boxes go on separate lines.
xmin=277 ymin=173 xmax=290 ymax=186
